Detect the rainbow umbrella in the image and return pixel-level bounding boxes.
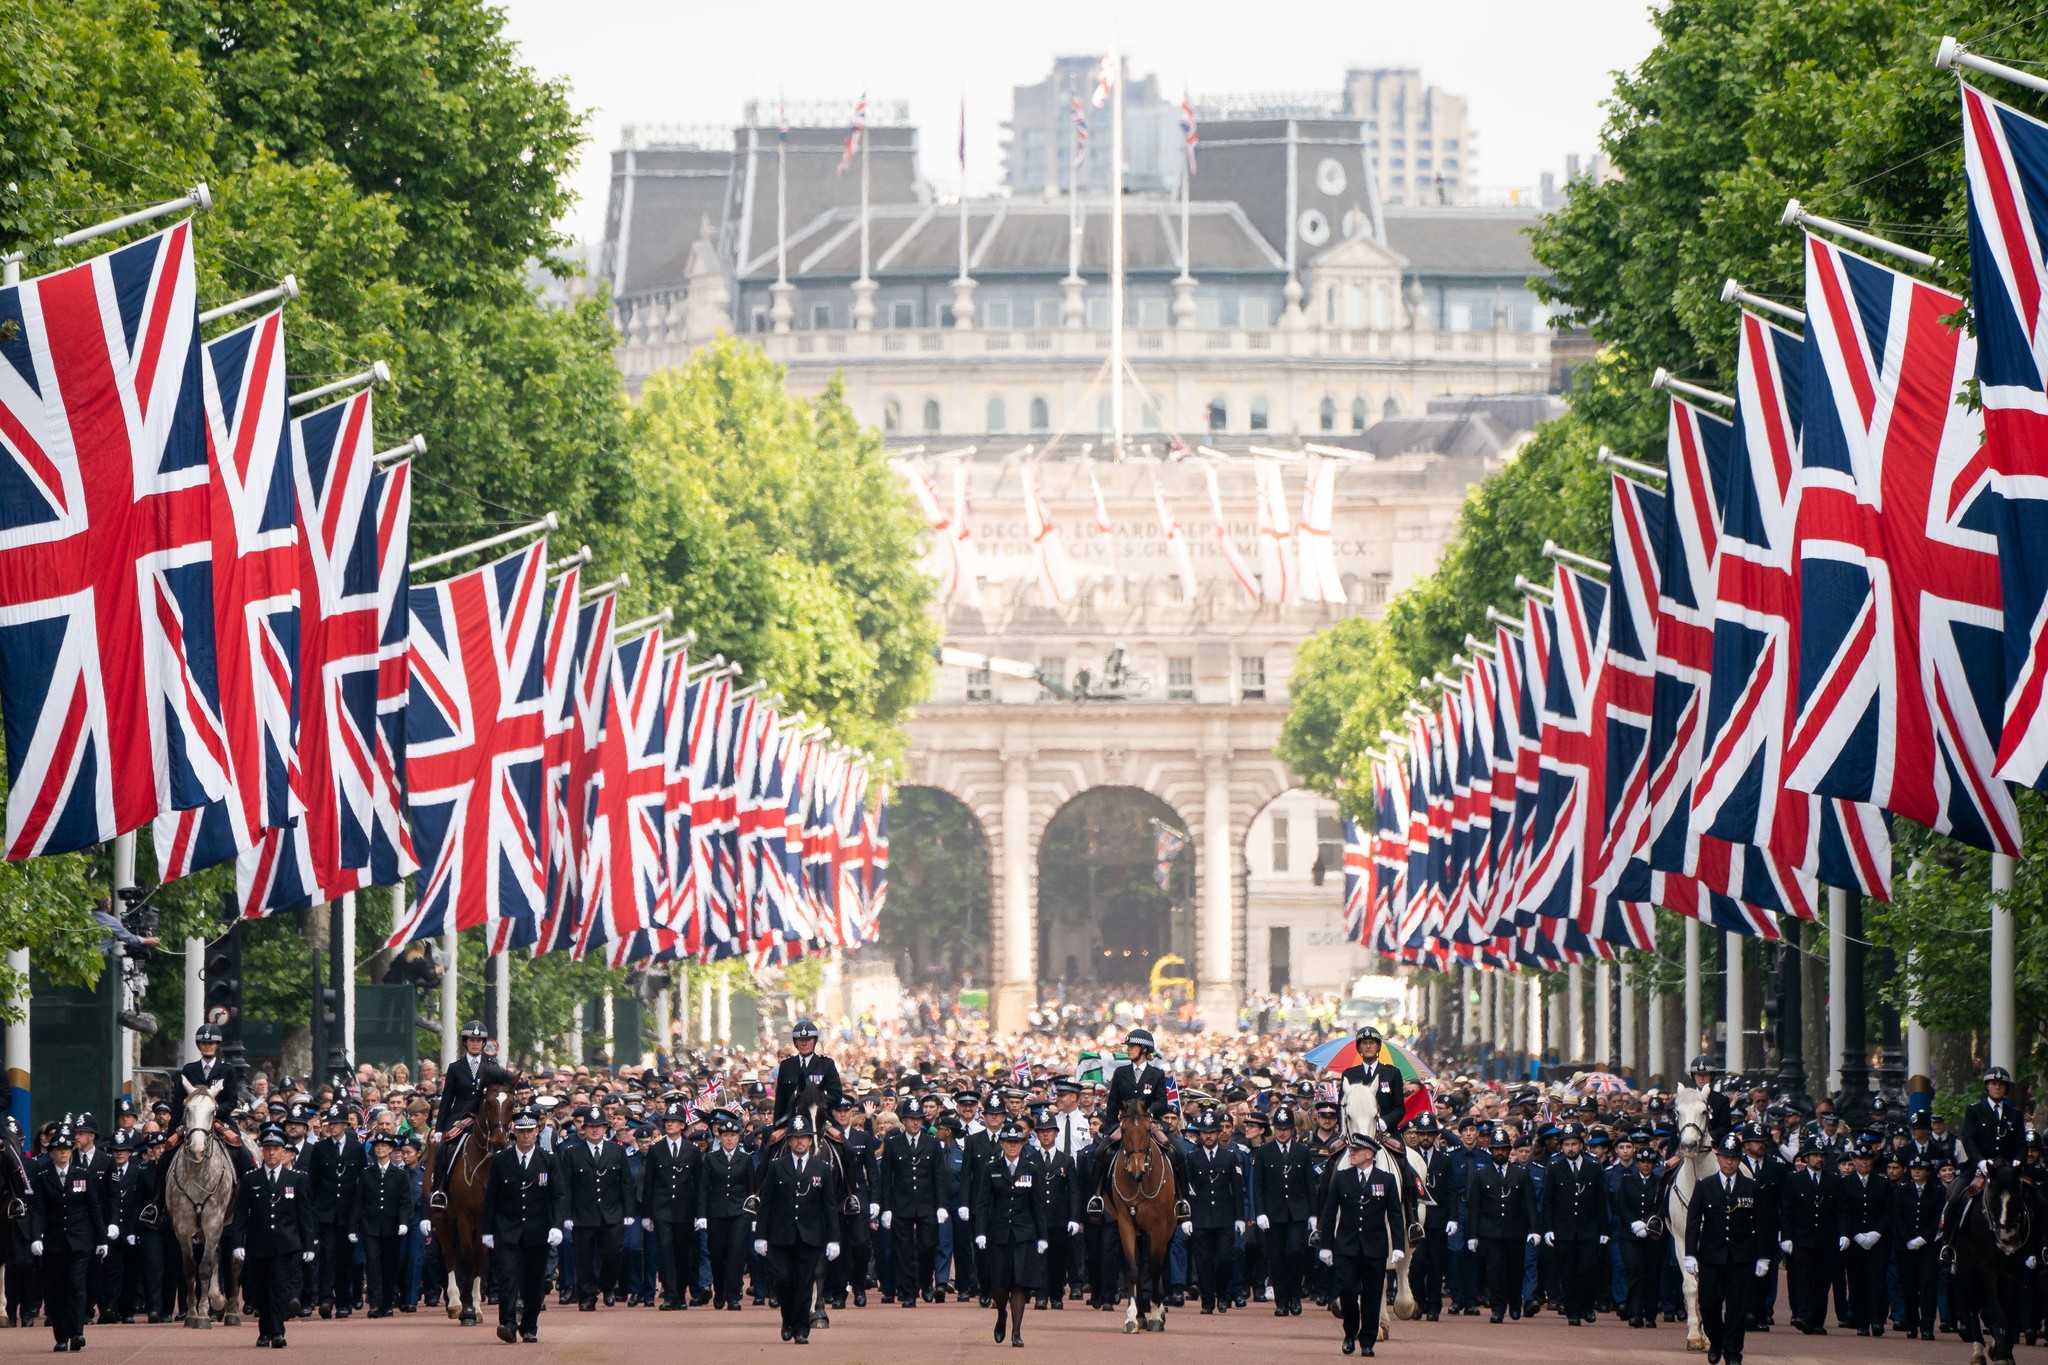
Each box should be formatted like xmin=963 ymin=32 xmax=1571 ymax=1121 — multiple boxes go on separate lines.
xmin=1303 ymin=1037 xmax=1438 ymax=1125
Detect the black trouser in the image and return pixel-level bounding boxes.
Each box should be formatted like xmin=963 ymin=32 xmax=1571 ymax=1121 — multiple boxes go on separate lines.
xmin=1620 ymin=1236 xmax=1662 ymax=1322
xmin=1899 ymin=1244 xmax=1938 ymax=1334
xmin=1696 ymin=1259 xmax=1751 ymax=1362
xmin=770 ymin=1244 xmax=824 ymax=1338
xmin=891 ymin=1214 xmax=937 ymax=1302
xmin=823 ymin=1217 xmax=869 ymax=1301
xmin=493 ymin=1240 xmax=550 ymax=1334
xmin=1412 ymin=1220 xmax=1449 ymax=1315
xmin=1088 ymin=1218 xmax=1121 ymax=1303
xmin=314 ymin=1223 xmax=349 ymax=1307
xmin=1267 ymin=1220 xmax=1308 ymax=1307
xmin=1554 ymin=1237 xmax=1601 ymax=1319
xmin=1843 ymin=1241 xmax=1886 ymax=1328
xmin=1191 ymin=1227 xmax=1234 ymax=1308
xmin=573 ymin=1222 xmax=623 ymax=1305
xmin=363 ymin=1233 xmax=403 ymax=1313
xmin=41 ymin=1245 xmax=89 ymax=1343
xmin=245 ymin=1252 xmax=294 ymax=1341
xmin=651 ymin=1220 xmax=698 ymax=1306
xmin=708 ymin=1215 xmax=749 ymax=1306
xmin=7 ymin=1250 xmax=41 ymax=1323
xmin=1786 ymin=1241 xmax=1832 ymax=1327
xmin=1336 ymin=1253 xmax=1387 ymax=1344
xmin=1480 ymin=1236 xmax=1521 ymax=1314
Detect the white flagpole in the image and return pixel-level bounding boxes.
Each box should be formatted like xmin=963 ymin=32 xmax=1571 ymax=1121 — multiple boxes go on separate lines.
xmin=1109 ymin=39 xmax=1125 ymax=455
xmin=777 ymin=114 xmax=789 ymax=288
xmin=1992 ymin=852 xmax=2016 ymax=1070
xmin=860 ymin=106 xmax=871 ymax=286
xmin=958 ymin=90 xmax=969 ymax=284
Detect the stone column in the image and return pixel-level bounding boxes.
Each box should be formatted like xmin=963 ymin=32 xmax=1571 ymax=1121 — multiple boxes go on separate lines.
xmin=183 ymin=936 xmax=206 ymax=1065
xmin=1198 ymin=750 xmax=1240 ymax=1027
xmin=994 ymin=753 xmax=1036 ymax=1036
xmin=1618 ymin=962 xmax=1637 ymax=1079
xmin=716 ymin=974 xmax=732 ymax=1045
xmin=1594 ymin=960 xmax=1612 ymax=1068
xmin=1567 ymin=962 xmax=1586 ymax=1065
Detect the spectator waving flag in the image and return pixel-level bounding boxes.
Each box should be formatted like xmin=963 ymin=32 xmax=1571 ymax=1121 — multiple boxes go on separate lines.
xmin=0 ymin=220 xmax=227 ymax=859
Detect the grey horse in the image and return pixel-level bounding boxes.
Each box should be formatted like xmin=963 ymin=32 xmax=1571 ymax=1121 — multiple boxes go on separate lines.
xmin=164 ymin=1084 xmax=243 ymax=1327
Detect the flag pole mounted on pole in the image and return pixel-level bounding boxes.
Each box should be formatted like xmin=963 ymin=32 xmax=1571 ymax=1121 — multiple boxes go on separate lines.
xmin=200 ymin=274 xmax=299 ymax=326
xmin=1782 ymin=198 xmax=1941 ymax=272
xmin=290 ymin=360 xmax=391 ymax=409
xmin=409 ymin=512 xmax=557 ymax=574
xmin=1938 ymin=35 xmax=2048 ymax=98
xmin=49 ymin=183 xmax=212 ymax=251
xmin=1109 ymin=34 xmax=1126 ymax=457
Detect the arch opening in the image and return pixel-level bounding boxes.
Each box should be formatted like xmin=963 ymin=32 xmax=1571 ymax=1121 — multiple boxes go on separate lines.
xmin=1036 ymin=786 xmax=1195 ymax=992
xmin=872 ymin=786 xmax=992 ymax=991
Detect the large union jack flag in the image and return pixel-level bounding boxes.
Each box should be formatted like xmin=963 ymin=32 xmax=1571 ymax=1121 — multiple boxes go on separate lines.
xmin=0 ymin=221 xmax=227 ymax=858
xmin=1520 ymin=563 xmax=1606 ymax=926
xmin=152 ymin=308 xmax=299 ymax=878
xmin=1787 ymin=233 xmax=2019 ymax=853
xmin=394 ymin=539 xmax=548 ymax=949
xmin=535 ymin=585 xmax=614 ymax=955
xmin=577 ymin=624 xmax=667 ymax=958
xmin=1961 ymin=82 xmax=2048 ymax=791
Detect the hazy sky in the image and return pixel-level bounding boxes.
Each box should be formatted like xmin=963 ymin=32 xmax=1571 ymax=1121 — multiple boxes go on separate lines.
xmin=498 ymin=0 xmax=1663 ymax=247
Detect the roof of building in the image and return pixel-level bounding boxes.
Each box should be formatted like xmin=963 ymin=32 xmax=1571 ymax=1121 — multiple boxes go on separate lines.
xmin=1381 ymin=207 xmax=1541 ymax=277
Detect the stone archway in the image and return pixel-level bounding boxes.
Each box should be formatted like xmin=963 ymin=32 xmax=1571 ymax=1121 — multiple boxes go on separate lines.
xmin=1036 ymin=786 xmax=1198 ymax=991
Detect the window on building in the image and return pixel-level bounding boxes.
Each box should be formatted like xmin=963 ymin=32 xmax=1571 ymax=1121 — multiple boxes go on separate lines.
xmin=986 ymin=396 xmax=1008 ymax=433
xmin=1443 ymin=139 xmax=1460 ymax=150
xmin=1352 ymin=397 xmax=1368 ymax=432
xmin=966 ymin=667 xmax=992 ymax=702
xmin=1448 ymin=301 xmax=1473 ymax=332
xmin=1037 ymin=656 xmax=1065 ymax=699
xmin=1270 ymin=812 xmax=1291 ymax=874
xmin=1383 ymin=395 xmax=1400 ymax=418
xmin=938 ymin=303 xmax=957 ymax=328
xmin=811 ymin=302 xmax=833 ymax=329
xmin=1167 ymin=657 xmax=1193 ymax=700
xmin=1207 ymin=397 xmax=1228 ymax=432
xmin=985 ymin=299 xmax=1012 ymax=328
xmin=890 ymin=300 xmax=916 ymax=329
xmin=1249 ymin=396 xmax=1270 ymax=431
xmin=1028 ymin=396 xmax=1050 ymax=431
xmin=1443 ymin=157 xmax=1460 ymax=171
xmin=1347 ymin=283 xmax=1366 ymax=330
xmin=1138 ymin=295 xmax=1168 ymax=327
xmin=1196 ymin=295 xmax=1223 ymax=329
xmin=751 ymin=308 xmax=769 ymax=333
xmin=882 ymin=398 xmax=902 ymax=432
xmin=1096 ymin=396 xmax=1112 ymax=431
xmin=923 ymin=399 xmax=943 ymax=433
xmin=1086 ymin=295 xmax=1111 ymax=327
xmin=1319 ymin=397 xmax=1336 ymax=432
xmin=1242 ymin=296 xmax=1273 ymax=329
xmin=1316 ymin=812 xmax=1345 ymax=883
xmin=1141 ymin=399 xmax=1161 ymax=432
xmin=1373 ymin=284 xmax=1392 ymax=330
xmin=1036 ymin=297 xmax=1063 ymax=328
xmin=1240 ymin=655 xmax=1266 ymax=700
xmin=1324 ymin=287 xmax=1337 ymax=326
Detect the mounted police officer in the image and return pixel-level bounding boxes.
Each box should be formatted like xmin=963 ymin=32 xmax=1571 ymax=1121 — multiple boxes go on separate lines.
xmin=1340 ymin=1027 xmax=1407 ymax=1144
xmin=1085 ymin=1028 xmax=1190 ymax=1220
xmin=1687 ymin=1056 xmax=1736 ymax=1141
xmin=482 ymin=1106 xmax=566 ymax=1342
xmin=429 ymin=1020 xmax=514 ymax=1209
xmin=772 ymin=1020 xmax=844 ymax=1129
xmin=179 ymin=1023 xmax=242 ymax=1104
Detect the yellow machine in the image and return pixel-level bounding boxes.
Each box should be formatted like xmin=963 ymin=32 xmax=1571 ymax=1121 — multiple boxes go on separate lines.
xmin=1148 ymin=954 xmax=1193 ymax=1008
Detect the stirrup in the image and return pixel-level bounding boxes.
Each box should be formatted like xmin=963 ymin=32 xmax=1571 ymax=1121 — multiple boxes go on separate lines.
xmin=1174 ymin=1199 xmax=1192 ymax=1219
xmin=428 ymin=1191 xmax=448 ymax=1210
xmin=1086 ymin=1195 xmax=1104 ymax=1215
xmin=3 ymin=1197 xmax=22 ymax=1221
xmin=742 ymin=1194 xmax=761 ymax=1216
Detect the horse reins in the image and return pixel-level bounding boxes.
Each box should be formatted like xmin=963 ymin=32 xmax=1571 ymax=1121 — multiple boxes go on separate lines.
xmin=1111 ymin=1141 xmax=1165 ymax=1212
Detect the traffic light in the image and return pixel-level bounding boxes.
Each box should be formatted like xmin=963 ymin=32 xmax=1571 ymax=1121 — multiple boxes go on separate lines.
xmin=203 ymin=921 xmax=243 ymax=1042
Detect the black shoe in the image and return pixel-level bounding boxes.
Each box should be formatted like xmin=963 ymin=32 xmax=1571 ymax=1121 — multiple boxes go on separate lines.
xmin=796 ymin=1334 xmax=810 ymax=1346
xmin=1010 ymin=1334 xmax=1023 ymax=1349
xmin=1490 ymin=1311 xmax=1504 ymax=1324
xmin=521 ymin=1332 xmax=537 ymax=1343
xmin=995 ymin=1315 xmax=1008 ymax=1344
xmin=1921 ymin=1329 xmax=1935 ymax=1341
xmin=255 ymin=1340 xmax=270 ymax=1350
xmin=1871 ymin=1326 xmax=1884 ymax=1337
xmin=1275 ymin=1306 xmax=1289 ymax=1317
xmin=781 ymin=1328 xmax=793 ymax=1342
xmin=70 ymin=1340 xmax=84 ymax=1352
xmin=318 ymin=1306 xmax=332 ymax=1321
xmin=1707 ymin=1352 xmax=1721 ymax=1365
xmin=603 ymin=1293 xmax=616 ymax=1308
xmin=498 ymin=1326 xmax=516 ymax=1343
xmin=1856 ymin=1326 xmax=1870 ymax=1337
xmin=853 ymin=1292 xmax=866 ymax=1308
xmin=334 ymin=1309 xmax=350 ymax=1319
xmin=1424 ymin=1312 xmax=1439 ymax=1322
xmin=1290 ymin=1301 xmax=1303 ymax=1316
xmin=271 ymin=1339 xmax=285 ymax=1350
xmin=1360 ymin=1347 xmax=1374 ymax=1358
xmin=1568 ymin=1318 xmax=1582 ymax=1326
xmin=726 ymin=1302 xmax=740 ymax=1312
xmin=578 ymin=1302 xmax=596 ymax=1313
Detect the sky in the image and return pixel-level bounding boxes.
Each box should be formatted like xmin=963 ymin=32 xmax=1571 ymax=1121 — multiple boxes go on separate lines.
xmin=498 ymin=0 xmax=1664 ymax=248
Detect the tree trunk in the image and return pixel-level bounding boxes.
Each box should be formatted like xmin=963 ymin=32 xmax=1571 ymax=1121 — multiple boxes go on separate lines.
xmin=1931 ymin=1030 xmax=1975 ymax=1113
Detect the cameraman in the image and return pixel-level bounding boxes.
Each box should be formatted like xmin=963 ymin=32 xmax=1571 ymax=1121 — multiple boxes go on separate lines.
xmin=91 ymin=895 xmax=161 ymax=959
xmin=92 ymin=895 xmax=161 ymax=1037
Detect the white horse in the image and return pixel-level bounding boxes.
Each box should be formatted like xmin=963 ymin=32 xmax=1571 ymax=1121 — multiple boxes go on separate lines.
xmin=1664 ymin=1086 xmax=1720 ymax=1353
xmin=165 ymin=1084 xmax=242 ymax=1328
xmin=1338 ymin=1081 xmax=1421 ymax=1335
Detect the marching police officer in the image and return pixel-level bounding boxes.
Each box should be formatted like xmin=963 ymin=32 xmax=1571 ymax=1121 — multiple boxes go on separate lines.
xmin=1681 ymin=1131 xmax=1768 ymax=1365
xmin=1779 ymin=1132 xmax=1845 ymax=1335
xmin=1183 ymin=1107 xmax=1245 ymax=1314
xmin=702 ymin=1110 xmax=755 ymax=1310
xmin=1616 ymin=1135 xmax=1667 ymax=1328
xmin=1466 ymin=1124 xmax=1539 ymax=1322
xmin=29 ymin=1122 xmax=110 ymax=1352
xmin=753 ymin=1112 xmax=841 ymax=1345
xmin=354 ymin=1130 xmax=414 ymax=1317
xmin=231 ymin=1123 xmax=316 ymax=1349
xmin=877 ymin=1099 xmax=947 ymax=1306
xmin=638 ymin=1100 xmax=705 ymax=1311
xmin=1737 ymin=1121 xmax=1787 ymax=1330
xmin=560 ymin=1104 xmax=631 ymax=1309
xmin=824 ymin=1096 xmax=875 ymax=1309
xmin=307 ymin=1103 xmax=363 ymax=1318
xmin=772 ymin=1021 xmax=844 ymax=1126
xmin=1252 ymin=1104 xmax=1317 ymax=1316
xmin=1540 ymin=1121 xmax=1610 ymax=1326
xmin=972 ymin=1118 xmax=1046 ymax=1348
xmin=482 ymin=1106 xmax=567 ymax=1343
xmin=1027 ymin=1107 xmax=1080 ymax=1309
xmin=1317 ymin=1132 xmax=1404 ymax=1356
xmin=1837 ymin=1140 xmax=1895 ymax=1336
xmin=1406 ymin=1113 xmax=1456 ymax=1320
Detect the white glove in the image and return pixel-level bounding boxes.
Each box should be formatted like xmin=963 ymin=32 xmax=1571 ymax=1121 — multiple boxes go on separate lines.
xmin=564 ymin=1219 xmax=575 ymax=1230
xmin=1779 ymin=1238 xmax=1792 ymax=1254
xmin=1068 ymin=1221 xmax=1080 ymax=1235
xmin=1526 ymin=1234 xmax=1540 ymax=1246
xmin=1631 ymin=1221 xmax=1649 ymax=1238
xmin=975 ymin=1235 xmax=987 ymax=1250
xmin=2028 ymin=1255 xmax=2039 ymax=1270
xmin=125 ymin=1233 xmax=136 ymax=1245
xmin=1754 ymin=1258 xmax=1769 ymax=1278
xmin=1907 ymin=1236 xmax=1926 ymax=1250
xmin=1318 ymin=1248 xmax=1335 ymax=1266
xmin=397 ymin=1224 xmax=408 ymax=1237
xmin=1599 ymin=1234 xmax=1609 ymax=1245
xmin=867 ymin=1203 xmax=879 ymax=1219
xmin=30 ymin=1239 xmax=43 ymax=1257
xmin=1179 ymin=1221 xmax=1193 ymax=1237
xmin=482 ymin=1234 xmax=496 ymax=1250
xmin=1234 ymin=1220 xmax=1245 ymax=1236
xmin=694 ymin=1217 xmax=708 ymax=1230
xmin=301 ymin=1250 xmax=315 ymax=1262
xmin=229 ymin=1246 xmax=242 ymax=1262
xmin=1036 ymin=1239 xmax=1047 ymax=1255
xmin=1305 ymin=1219 xmax=1315 ymax=1232
xmin=826 ymin=1242 xmax=840 ymax=1262
xmin=1466 ymin=1239 xmax=1478 ymax=1252
xmin=1544 ymin=1231 xmax=1555 ymax=1246
xmin=1388 ymin=1249 xmax=1405 ymax=1267
xmin=547 ymin=1228 xmax=563 ymax=1247
xmin=642 ymin=1218 xmax=654 ymax=1231
xmin=95 ymin=1245 xmax=107 ymax=1259
xmin=1681 ymin=1255 xmax=1699 ymax=1275
xmin=1256 ymin=1214 xmax=1270 ymax=1230
xmin=754 ymin=1238 xmax=768 ymax=1257
xmin=105 ymin=1224 xmax=118 ymax=1240
xmin=936 ymin=1207 xmax=949 ymax=1224
xmin=1854 ymin=1231 xmax=1879 ymax=1250
xmin=419 ymin=1220 xmax=432 ymax=1237
xmin=348 ymin=1232 xmax=359 ymax=1243
xmin=881 ymin=1211 xmax=893 ymax=1229
xmin=1837 ymin=1236 xmax=1849 ymax=1251
xmin=1447 ymin=1221 xmax=1459 ymax=1237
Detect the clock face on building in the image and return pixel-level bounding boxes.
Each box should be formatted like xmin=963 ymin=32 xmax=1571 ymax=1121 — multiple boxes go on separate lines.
xmin=1317 ymin=158 xmax=1348 ymax=196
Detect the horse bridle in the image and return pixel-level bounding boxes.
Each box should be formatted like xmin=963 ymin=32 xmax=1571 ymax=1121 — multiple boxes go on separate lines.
xmin=1110 ymin=1140 xmax=1165 ymax=1212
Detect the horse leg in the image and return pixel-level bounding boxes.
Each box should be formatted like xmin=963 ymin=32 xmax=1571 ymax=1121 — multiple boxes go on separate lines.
xmin=222 ymin=1234 xmax=244 ymax=1325
xmin=1119 ymin=1222 xmax=1141 ymax=1334
xmin=182 ymin=1240 xmax=206 ymax=1328
xmin=1682 ymin=1262 xmax=1706 ymax=1352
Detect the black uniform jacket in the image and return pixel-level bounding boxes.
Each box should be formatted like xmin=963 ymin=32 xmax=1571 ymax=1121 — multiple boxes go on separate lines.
xmin=482 ymin=1144 xmax=568 ymax=1247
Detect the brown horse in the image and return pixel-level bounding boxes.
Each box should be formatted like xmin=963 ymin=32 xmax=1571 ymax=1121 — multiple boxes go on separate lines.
xmin=1109 ymin=1100 xmax=1177 ymax=1334
xmin=428 ymin=1082 xmax=514 ymax=1325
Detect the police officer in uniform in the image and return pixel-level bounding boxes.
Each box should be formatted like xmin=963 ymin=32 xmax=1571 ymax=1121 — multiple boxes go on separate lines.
xmin=307 ymin=1103 xmax=362 ymax=1317
xmin=1467 ymin=1124 xmax=1539 ymax=1322
xmin=1779 ymin=1131 xmax=1844 ymax=1334
xmin=481 ymin=1106 xmax=567 ymax=1342
xmin=354 ymin=1130 xmax=414 ymax=1317
xmin=28 ymin=1122 xmax=110 ymax=1351
xmin=1681 ymin=1131 xmax=1769 ymax=1365
xmin=1316 ymin=1132 xmax=1404 ymax=1356
xmin=877 ymin=1099 xmax=947 ymax=1306
xmin=753 ymin=1113 xmax=841 ymax=1345
xmin=1736 ymin=1121 xmax=1786 ymax=1330
xmin=771 ymin=1021 xmax=844 ymax=1127
xmin=1252 ymin=1105 xmax=1316 ymax=1316
xmin=1895 ymin=1153 xmax=1942 ymax=1341
xmin=1687 ymin=1057 xmax=1735 ymax=1141
xmin=1406 ymin=1113 xmax=1456 ymax=1320
xmin=1540 ymin=1121 xmax=1610 ymax=1326
xmin=560 ymin=1104 xmax=631 ymax=1309
xmin=1183 ymin=1107 xmax=1244 ymax=1314
xmin=1086 ymin=1029 xmax=1190 ymax=1220
xmin=178 ymin=1023 xmax=242 ymax=1104
xmin=1027 ymin=1107 xmax=1080 ymax=1309
xmin=231 ymin=1123 xmax=316 ymax=1349
xmin=1837 ymin=1140 xmax=1895 ymax=1336
xmin=824 ymin=1096 xmax=875 ymax=1309
xmin=1617 ymin=1135 xmax=1667 ymax=1328
xmin=973 ymin=1118 xmax=1046 ymax=1347
xmin=1340 ymin=1028 xmax=1407 ymax=1144
xmin=638 ymin=1100 xmax=705 ymax=1311
xmin=701 ymin=1110 xmax=755 ymax=1310
xmin=430 ymin=1021 xmax=514 ymax=1209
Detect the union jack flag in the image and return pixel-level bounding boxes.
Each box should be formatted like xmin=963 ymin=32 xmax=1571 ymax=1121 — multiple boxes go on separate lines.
xmin=1961 ymin=83 xmax=2048 ymax=790
xmin=660 ymin=650 xmax=698 ymax=956
xmin=368 ymin=459 xmax=416 ymax=888
xmin=579 ymin=625 xmax=668 ymax=959
xmin=689 ymin=670 xmax=739 ymax=958
xmin=1092 ymin=55 xmax=1115 ymax=109
xmin=1787 ymin=233 xmax=2018 ymax=853
xmin=1179 ymin=94 xmax=1198 ymax=175
xmin=1367 ymin=756 xmax=1405 ymax=958
xmin=1692 ymin=310 xmax=1892 ymax=898
xmin=0 ymin=221 xmax=226 ymax=858
xmin=237 ymin=390 xmax=384 ymax=915
xmin=393 ymin=539 xmax=548 ymax=950
xmin=152 ymin=308 xmax=298 ymax=878
xmin=535 ymin=586 xmax=613 ymax=955
xmin=838 ymin=94 xmax=867 ymax=176
xmin=862 ymin=792 xmax=887 ymax=932
xmin=1521 ymin=564 xmax=1606 ymax=926
xmin=1070 ymin=97 xmax=1089 ymax=169
xmin=1341 ymin=815 xmax=1369 ymax=943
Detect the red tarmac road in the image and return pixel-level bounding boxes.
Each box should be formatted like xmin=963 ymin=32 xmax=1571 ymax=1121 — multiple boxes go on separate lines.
xmin=12 ymin=1297 xmax=1980 ymax=1364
